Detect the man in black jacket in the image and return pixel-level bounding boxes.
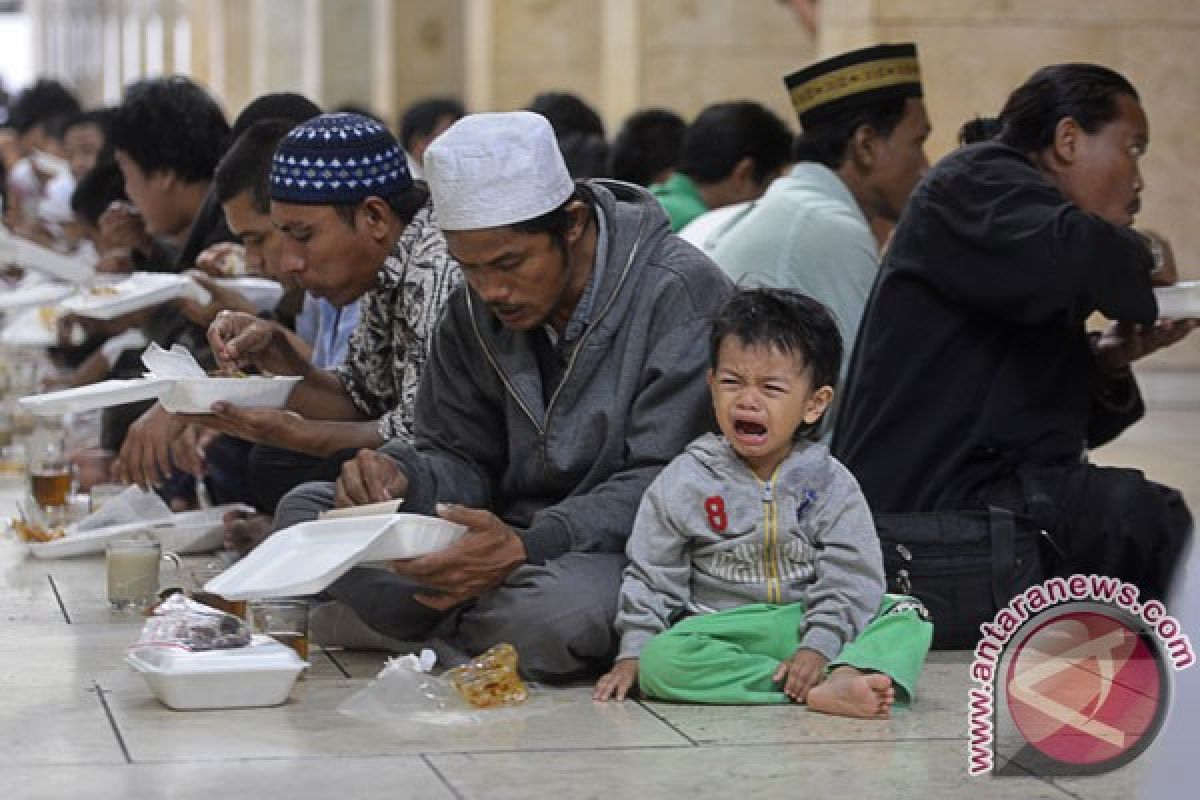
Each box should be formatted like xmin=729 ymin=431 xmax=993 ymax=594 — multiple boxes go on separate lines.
xmin=834 ymin=64 xmax=1195 ymax=600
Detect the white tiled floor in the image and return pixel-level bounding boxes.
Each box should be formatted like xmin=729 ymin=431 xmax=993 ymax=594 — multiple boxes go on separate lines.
xmin=2 ymin=371 xmax=1196 ymax=800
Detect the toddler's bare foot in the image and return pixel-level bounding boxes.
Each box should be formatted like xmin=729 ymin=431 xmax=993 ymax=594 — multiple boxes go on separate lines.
xmin=806 ymin=666 xmax=895 ymax=720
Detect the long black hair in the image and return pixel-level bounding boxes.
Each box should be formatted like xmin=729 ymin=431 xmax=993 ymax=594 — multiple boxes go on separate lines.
xmin=961 ymin=64 xmax=1139 ymax=152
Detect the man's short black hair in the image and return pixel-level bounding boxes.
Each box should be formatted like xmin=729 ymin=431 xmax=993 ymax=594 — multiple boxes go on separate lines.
xmin=230 ymin=92 xmax=321 ymax=141
xmin=70 ymin=159 xmax=128 ymax=225
xmin=508 ymin=182 xmax=596 ymax=258
xmin=62 ymin=107 xmax=117 ymax=160
xmin=110 ymin=76 xmax=230 ymax=183
xmin=399 ymin=96 xmax=464 ymax=152
xmin=214 ymin=120 xmax=296 ymax=213
xmin=63 ymin=107 xmax=116 ymax=138
xmin=792 ymin=95 xmax=909 ymax=170
xmin=527 ymin=91 xmax=605 ymax=138
xmin=7 ymin=78 xmax=81 ymax=137
xmin=709 ymin=288 xmax=843 ymax=392
xmin=332 ymin=103 xmax=384 ymax=124
xmin=609 ymin=108 xmax=686 ymax=187
xmin=677 ymin=101 xmax=793 ymax=185
xmin=528 ymin=92 xmax=609 ymax=179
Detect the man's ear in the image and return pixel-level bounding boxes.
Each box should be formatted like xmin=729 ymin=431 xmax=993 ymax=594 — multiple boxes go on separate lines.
xmin=360 ymin=196 xmax=392 ymax=240
xmin=1051 ymin=116 xmax=1080 ymax=166
xmin=848 ymin=124 xmax=879 ymax=171
xmin=563 ymin=200 xmax=589 ymax=243
xmin=804 ymin=385 xmax=835 ymax=425
xmin=154 ymin=170 xmax=177 ymax=192
xmin=730 ymin=156 xmax=757 ymax=188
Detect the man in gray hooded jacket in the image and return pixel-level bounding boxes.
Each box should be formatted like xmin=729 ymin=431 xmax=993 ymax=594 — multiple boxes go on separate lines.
xmin=274 ymin=111 xmax=732 ymax=680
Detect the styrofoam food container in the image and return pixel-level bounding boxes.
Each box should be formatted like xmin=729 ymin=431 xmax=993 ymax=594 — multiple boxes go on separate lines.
xmin=126 ymin=635 xmax=306 ymax=710
xmin=214 ymin=276 xmax=284 ymax=313
xmin=60 ymin=272 xmax=198 ymax=319
xmin=10 ymin=235 xmax=94 ymax=282
xmin=159 ymin=375 xmax=302 ymax=413
xmin=1154 ymin=281 xmax=1200 ymax=319
xmin=20 ymin=378 xmax=170 ymax=415
xmin=204 ymin=513 xmax=467 ymax=600
xmin=27 ymin=503 xmax=254 ymax=558
xmin=0 ymin=282 xmax=75 ymax=312
xmin=364 ymin=515 xmax=469 ymax=560
xmin=1 ymin=305 xmax=58 ymax=347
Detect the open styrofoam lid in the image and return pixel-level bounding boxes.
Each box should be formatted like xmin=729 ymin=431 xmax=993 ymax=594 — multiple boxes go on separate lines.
xmin=204 ymin=513 xmax=467 ymax=600
xmin=59 ymin=272 xmax=208 ymax=319
xmin=127 ymin=635 xmax=306 ymax=674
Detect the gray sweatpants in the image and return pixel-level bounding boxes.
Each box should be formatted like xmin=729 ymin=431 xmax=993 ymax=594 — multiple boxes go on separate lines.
xmin=274 ymin=481 xmax=626 ymax=681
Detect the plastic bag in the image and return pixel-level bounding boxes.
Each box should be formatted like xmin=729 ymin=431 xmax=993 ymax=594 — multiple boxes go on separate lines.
xmin=75 ymin=485 xmax=171 ymax=533
xmin=338 ymin=647 xmax=568 ymax=728
xmin=134 ymin=593 xmax=252 ymax=652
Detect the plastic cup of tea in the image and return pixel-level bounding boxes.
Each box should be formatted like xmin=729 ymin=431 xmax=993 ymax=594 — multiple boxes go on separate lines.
xmin=30 ymin=442 xmax=74 ymax=509
xmin=106 ymin=538 xmax=181 ymax=611
xmin=249 ymin=599 xmax=310 ymax=662
xmin=188 ymin=562 xmax=247 ymax=619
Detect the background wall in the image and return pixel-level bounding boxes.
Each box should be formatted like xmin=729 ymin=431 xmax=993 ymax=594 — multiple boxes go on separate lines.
xmin=822 ymin=0 xmax=1200 ymax=367
xmin=21 ymin=0 xmax=1200 ymax=368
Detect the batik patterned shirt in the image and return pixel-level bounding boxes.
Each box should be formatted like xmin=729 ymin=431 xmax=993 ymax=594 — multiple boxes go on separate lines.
xmin=333 ymin=201 xmax=460 ymax=441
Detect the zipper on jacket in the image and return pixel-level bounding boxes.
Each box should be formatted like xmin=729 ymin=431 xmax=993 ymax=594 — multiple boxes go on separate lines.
xmin=759 ymin=466 xmax=783 ymax=604
xmin=542 ymin=203 xmax=646 ymax=432
xmin=464 ymin=195 xmax=650 ymax=458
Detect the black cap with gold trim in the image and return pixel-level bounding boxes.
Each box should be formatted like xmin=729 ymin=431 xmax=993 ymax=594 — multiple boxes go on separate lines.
xmin=784 ymin=43 xmax=923 ymax=129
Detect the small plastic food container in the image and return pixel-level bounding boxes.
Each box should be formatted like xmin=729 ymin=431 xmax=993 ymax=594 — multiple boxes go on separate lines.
xmin=158 ymin=375 xmax=302 ymax=414
xmin=1153 ymin=281 xmax=1200 ymax=320
xmin=126 ymin=635 xmax=307 ymax=710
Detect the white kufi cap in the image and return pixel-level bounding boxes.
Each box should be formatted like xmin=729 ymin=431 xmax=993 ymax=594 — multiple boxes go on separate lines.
xmin=424 ymin=111 xmax=575 ymax=231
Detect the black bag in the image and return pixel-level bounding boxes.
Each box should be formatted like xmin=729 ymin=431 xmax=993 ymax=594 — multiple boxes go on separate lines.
xmin=875 ymin=508 xmax=1047 ymax=649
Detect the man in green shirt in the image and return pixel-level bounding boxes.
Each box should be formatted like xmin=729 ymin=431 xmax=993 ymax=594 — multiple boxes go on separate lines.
xmin=649 ymin=101 xmax=792 ymax=232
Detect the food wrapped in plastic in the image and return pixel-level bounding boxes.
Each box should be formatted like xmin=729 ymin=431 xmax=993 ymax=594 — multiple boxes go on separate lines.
xmin=445 ymin=643 xmax=529 ymax=708
xmin=135 ymin=594 xmax=252 ymax=651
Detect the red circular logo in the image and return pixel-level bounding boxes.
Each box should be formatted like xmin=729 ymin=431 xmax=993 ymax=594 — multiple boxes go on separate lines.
xmin=1005 ymin=609 xmax=1166 ymax=770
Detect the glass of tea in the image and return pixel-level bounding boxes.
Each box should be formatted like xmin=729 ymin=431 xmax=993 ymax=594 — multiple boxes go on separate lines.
xmin=249 ymin=599 xmax=310 ymax=662
xmin=188 ymin=562 xmax=247 ymax=620
xmin=30 ymin=442 xmax=74 ymax=509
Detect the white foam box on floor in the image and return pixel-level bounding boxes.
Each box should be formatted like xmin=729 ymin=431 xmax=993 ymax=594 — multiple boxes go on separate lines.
xmin=126 ymin=635 xmax=306 ymax=710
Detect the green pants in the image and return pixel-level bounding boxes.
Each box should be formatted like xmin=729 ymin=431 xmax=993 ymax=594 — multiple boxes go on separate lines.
xmin=638 ymin=595 xmax=933 ymax=706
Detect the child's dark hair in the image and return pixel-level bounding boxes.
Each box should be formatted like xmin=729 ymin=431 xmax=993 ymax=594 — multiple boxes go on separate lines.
xmin=709 ymin=289 xmax=843 ymax=391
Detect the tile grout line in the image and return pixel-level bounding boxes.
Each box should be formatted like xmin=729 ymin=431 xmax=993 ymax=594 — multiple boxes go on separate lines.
xmin=420 ymin=753 xmax=467 ymax=800
xmin=994 ymin=752 xmax=1086 ymax=800
xmin=634 ymin=699 xmax=700 ymax=746
xmin=46 ymin=574 xmax=71 ymax=624
xmin=320 ymin=647 xmax=352 ymax=679
xmin=90 ymin=681 xmax=133 ymax=765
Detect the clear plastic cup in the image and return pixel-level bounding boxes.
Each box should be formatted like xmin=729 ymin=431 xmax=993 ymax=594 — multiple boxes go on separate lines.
xmin=249 ymin=599 xmax=310 ymax=662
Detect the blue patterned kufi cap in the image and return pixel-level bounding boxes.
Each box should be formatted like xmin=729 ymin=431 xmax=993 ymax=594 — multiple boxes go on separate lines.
xmin=269 ymin=112 xmax=411 ymax=205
